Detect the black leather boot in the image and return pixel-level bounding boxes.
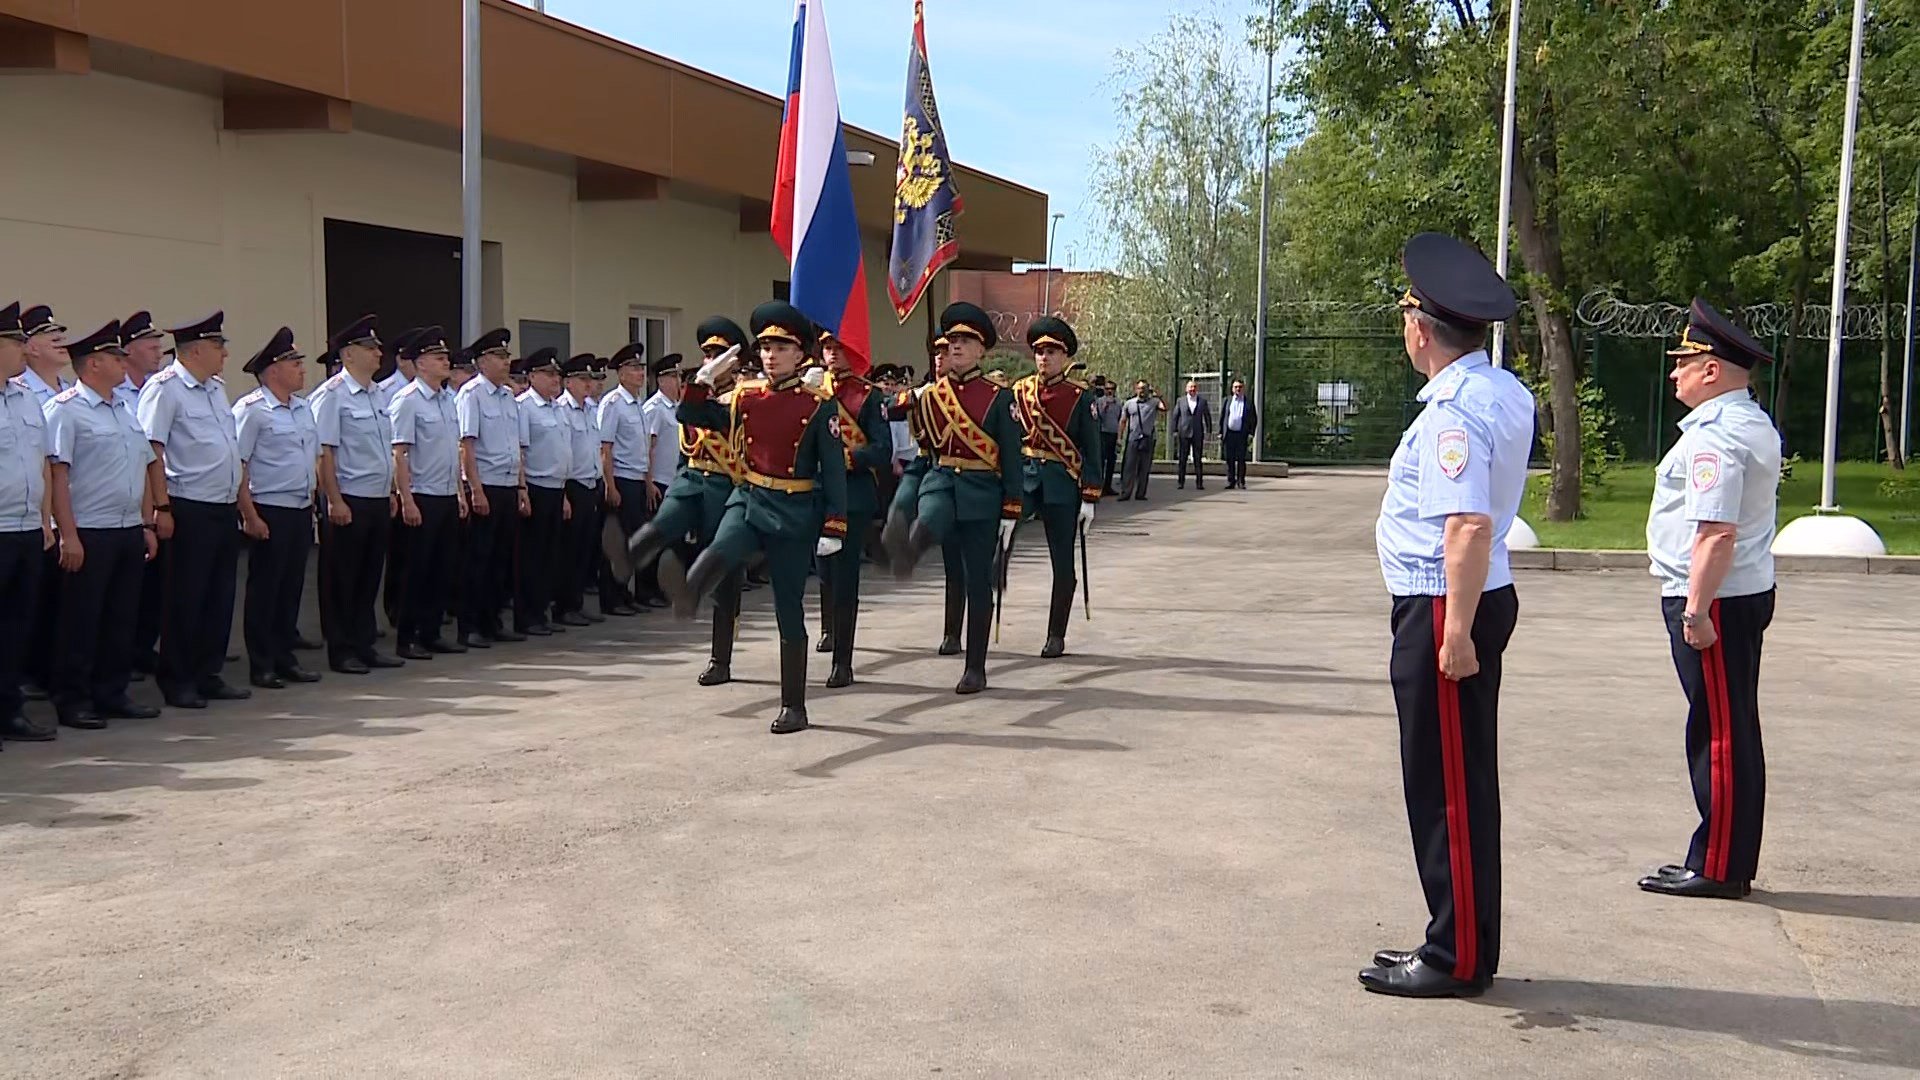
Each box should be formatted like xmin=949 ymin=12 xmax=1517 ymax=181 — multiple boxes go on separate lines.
xmin=1040 ymin=576 xmax=1075 ymax=659
xmin=938 ymin=575 xmax=965 ymax=655
xmin=892 ymin=518 xmax=938 ymax=582
xmin=699 ymin=575 xmax=739 ymax=686
xmin=671 ymin=548 xmax=730 ymax=621
xmin=771 ymin=638 xmax=809 ymax=734
xmin=815 ymin=577 xmax=835 ymax=653
xmin=881 ymin=510 xmax=914 ymax=579
xmin=955 ymin=593 xmax=991 ymax=695
xmin=826 ymin=598 xmax=857 ymax=688
xmin=611 ymin=520 xmax=669 ymax=585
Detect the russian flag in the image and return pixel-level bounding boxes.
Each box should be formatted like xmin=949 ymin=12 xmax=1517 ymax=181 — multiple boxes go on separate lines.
xmin=772 ymin=0 xmax=872 ymax=375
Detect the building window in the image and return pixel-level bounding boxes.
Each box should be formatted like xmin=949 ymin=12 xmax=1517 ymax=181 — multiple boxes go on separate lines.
xmin=627 ymin=307 xmax=673 ymax=389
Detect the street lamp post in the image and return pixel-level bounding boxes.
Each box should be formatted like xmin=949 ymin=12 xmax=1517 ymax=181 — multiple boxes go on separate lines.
xmin=1042 ymin=212 xmax=1065 ymax=315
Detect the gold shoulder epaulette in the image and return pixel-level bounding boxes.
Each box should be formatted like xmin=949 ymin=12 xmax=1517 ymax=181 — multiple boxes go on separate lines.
xmin=985 ymin=370 xmax=1012 ymax=389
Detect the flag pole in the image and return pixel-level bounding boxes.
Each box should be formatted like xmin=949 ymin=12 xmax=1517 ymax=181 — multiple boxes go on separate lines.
xmin=1252 ymin=0 xmax=1277 ymax=462
xmin=461 ymin=0 xmax=482 ymax=344
xmin=1490 ymin=0 xmax=1521 ymax=369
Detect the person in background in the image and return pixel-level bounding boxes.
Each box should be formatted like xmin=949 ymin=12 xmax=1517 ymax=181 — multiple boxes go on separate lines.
xmin=378 ymin=328 xmax=426 ymax=633
xmin=597 ymin=343 xmax=654 ymax=614
xmin=17 ymin=304 xmax=69 ymax=705
xmin=232 ymin=327 xmax=322 ymax=690
xmin=388 ymin=328 xmax=467 ymax=661
xmin=814 ymin=329 xmax=891 ymax=689
xmin=638 ymin=352 xmax=689 ymax=607
xmin=1169 ymin=379 xmax=1211 ymax=490
xmin=1219 ymin=379 xmax=1259 ymax=490
xmin=1088 ymin=375 xmax=1121 ymax=496
xmin=1117 ymin=381 xmax=1165 ymax=502
xmin=554 ymin=354 xmax=606 ymax=627
xmin=117 ymin=312 xmax=171 ymax=680
xmin=311 ymin=316 xmax=403 ymax=675
xmin=0 ymin=302 xmax=56 ymax=743
xmin=455 ymin=328 xmax=528 ymax=649
xmin=514 ymin=347 xmax=572 ymax=637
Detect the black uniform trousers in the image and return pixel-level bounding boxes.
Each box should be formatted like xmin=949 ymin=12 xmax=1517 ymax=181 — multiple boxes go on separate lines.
xmin=1175 ymin=434 xmax=1205 ymax=487
xmin=1120 ymin=438 xmax=1154 ymax=500
xmin=515 ymin=483 xmax=566 ymax=629
xmin=395 ymin=494 xmax=459 ymax=649
xmin=0 ymin=530 xmax=45 ymax=719
xmin=1100 ymin=432 xmax=1120 ymax=494
xmin=612 ymin=477 xmax=665 ymax=602
xmin=1221 ymin=430 xmax=1251 ymax=487
xmin=131 ymin=543 xmax=165 ymax=673
xmin=383 ymin=511 xmax=409 ymax=630
xmin=461 ymin=484 xmax=519 ymax=639
xmin=319 ymin=494 xmax=390 ymax=664
xmin=1389 ymin=585 xmax=1518 ymax=985
xmin=162 ymin=499 xmax=240 ymax=696
xmin=243 ymin=504 xmax=313 ymax=677
xmin=1664 ymin=590 xmax=1774 ymax=884
xmin=53 ymin=526 xmax=146 ymax=712
xmin=559 ymin=481 xmax=602 ymax=617
xmin=26 ymin=545 xmax=61 ymax=689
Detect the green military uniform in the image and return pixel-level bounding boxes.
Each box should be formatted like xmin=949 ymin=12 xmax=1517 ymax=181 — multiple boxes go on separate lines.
xmin=1012 ymin=316 xmax=1104 ymax=658
xmin=881 ymin=342 xmax=971 ymax=654
xmin=883 ymin=303 xmax=1024 ymax=694
xmin=814 ymin=346 xmax=893 ymax=688
xmin=672 ymin=301 xmax=847 ymax=734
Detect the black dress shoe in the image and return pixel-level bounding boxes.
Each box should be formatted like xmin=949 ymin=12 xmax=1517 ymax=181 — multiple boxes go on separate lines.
xmin=815 ymin=633 xmax=832 ymax=654
xmin=199 ymin=680 xmax=252 ymax=702
xmin=1358 ymin=957 xmax=1488 ymax=998
xmin=22 ymin=682 xmax=50 ymax=701
xmin=1 ymin=713 xmax=57 ymax=741
xmin=955 ymin=668 xmax=987 ymax=695
xmin=697 ymin=661 xmax=731 ymax=687
xmin=937 ymin=635 xmax=962 ymax=656
xmin=1040 ymin=636 xmax=1066 ymax=659
xmin=331 ymin=657 xmax=371 ymax=675
xmin=1372 ymin=948 xmax=1418 ymax=969
xmin=770 ymin=706 xmax=809 ymax=735
xmin=163 ymin=689 xmax=209 ymax=710
xmin=249 ymin=671 xmax=288 ymax=690
xmin=293 ymin=635 xmax=322 ymax=651
xmin=97 ymin=697 xmax=161 ymax=720
xmin=517 ymin=623 xmax=554 ymax=637
xmin=225 ymin=651 xmax=241 ymax=662
xmin=397 ymin=643 xmax=434 ymax=661
xmin=602 ymin=605 xmax=637 ymax=618
xmin=493 ymin=629 xmax=528 ymax=643
xmin=277 ymin=665 xmax=323 ymax=684
xmin=461 ymin=632 xmax=494 ymax=649
xmin=424 ymin=639 xmax=469 ymax=656
xmin=558 ymin=612 xmax=592 ymax=628
xmin=579 ymin=610 xmax=606 ymax=624
xmin=1637 ymin=869 xmax=1748 ymax=899
xmin=364 ymin=653 xmax=406 ymax=669
xmin=825 ymin=664 xmax=853 ymax=689
xmin=58 ymin=707 xmax=107 ymax=731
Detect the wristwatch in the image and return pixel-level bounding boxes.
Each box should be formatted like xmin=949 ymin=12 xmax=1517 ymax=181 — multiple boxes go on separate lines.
xmin=1681 ymin=611 xmax=1701 ymax=629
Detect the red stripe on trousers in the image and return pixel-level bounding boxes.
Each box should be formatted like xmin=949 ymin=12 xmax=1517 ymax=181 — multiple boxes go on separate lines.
xmin=1702 ymin=599 xmax=1735 ymax=882
xmin=1432 ymin=597 xmax=1478 ymax=982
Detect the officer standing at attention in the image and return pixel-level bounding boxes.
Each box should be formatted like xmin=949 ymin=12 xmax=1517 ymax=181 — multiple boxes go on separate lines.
xmin=883 ymin=303 xmax=1024 ymax=694
xmin=140 ymin=312 xmax=250 ymax=709
xmin=18 ymin=304 xmax=70 ymax=704
xmin=311 ymin=315 xmax=404 ymax=675
xmin=1010 ymin=317 xmax=1103 ymax=659
xmin=554 ymin=354 xmax=605 ymax=627
xmin=609 ymin=319 xmax=750 ymax=684
xmin=45 ymin=321 xmax=162 ymax=730
xmin=0 ymin=303 xmax=57 ymax=743
xmin=1363 ymin=233 xmax=1533 ymax=999
xmin=232 ymin=328 xmax=323 ymax=690
xmin=1638 ymin=299 xmax=1781 ymax=901
xmin=515 ymin=347 xmax=572 ymax=636
xmin=667 ymin=302 xmax=847 ymax=734
xmin=813 ymin=328 xmax=891 ymax=688
xmin=595 ymin=344 xmax=657 ymax=611
xmin=379 ymin=327 xmax=426 ymax=632
xmin=388 ymin=327 xmax=468 ymax=661
xmin=455 ymin=328 xmax=528 ymax=649
xmin=117 ymin=312 xmax=172 ymax=679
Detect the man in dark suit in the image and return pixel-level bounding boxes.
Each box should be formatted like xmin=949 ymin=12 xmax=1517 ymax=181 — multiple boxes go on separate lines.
xmin=1169 ymin=379 xmax=1211 ymax=489
xmin=1218 ymin=379 xmax=1259 ymax=489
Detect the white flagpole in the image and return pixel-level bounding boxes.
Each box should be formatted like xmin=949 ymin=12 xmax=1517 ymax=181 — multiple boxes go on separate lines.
xmin=1490 ymin=0 xmax=1521 ymax=368
xmin=1817 ymin=0 xmax=1868 ymax=512
xmin=461 ymin=0 xmax=483 ymax=344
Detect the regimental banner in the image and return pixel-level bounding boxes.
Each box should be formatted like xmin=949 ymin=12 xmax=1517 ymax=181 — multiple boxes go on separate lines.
xmin=887 ymin=0 xmax=964 ymax=324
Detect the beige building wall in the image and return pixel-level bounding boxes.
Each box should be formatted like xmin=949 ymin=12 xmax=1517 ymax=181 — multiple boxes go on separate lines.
xmin=1 ymin=69 xmax=935 ymax=395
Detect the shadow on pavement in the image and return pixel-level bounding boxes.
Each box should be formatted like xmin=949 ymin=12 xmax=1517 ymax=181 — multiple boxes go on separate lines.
xmin=797 ymin=724 xmax=1129 ymax=779
xmin=1752 ymin=889 xmax=1920 ymax=925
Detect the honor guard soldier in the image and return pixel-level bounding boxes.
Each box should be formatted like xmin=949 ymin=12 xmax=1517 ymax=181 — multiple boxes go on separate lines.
xmin=814 ymin=328 xmax=892 ymax=687
xmin=555 ymin=354 xmax=605 ymax=626
xmin=1363 ymin=233 xmax=1533 ymax=999
xmin=597 ymin=342 xmax=654 ymax=614
xmin=1011 ymin=317 xmax=1103 ymax=658
xmin=1638 ymin=299 xmax=1781 ymax=901
xmin=881 ymin=337 xmax=969 ymax=656
xmin=0 ymin=303 xmax=57 ymax=743
xmin=140 ymin=311 xmax=249 ymax=709
xmin=883 ymin=303 xmax=1024 ymax=694
xmin=311 ymin=315 xmax=403 ymax=675
xmin=45 ymin=321 xmax=162 ymax=730
xmin=388 ymin=327 xmax=468 ymax=661
xmin=233 ymin=328 xmax=322 ymax=690
xmin=515 ymin=347 xmax=572 ymax=636
xmin=456 ymin=328 xmax=528 ymax=648
xmin=666 ymin=302 xmax=847 ymax=733
xmin=611 ymin=318 xmax=751 ymax=684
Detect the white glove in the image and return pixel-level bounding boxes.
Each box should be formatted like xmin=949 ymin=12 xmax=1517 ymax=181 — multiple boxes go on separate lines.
xmin=1078 ymin=502 xmax=1095 ymax=528
xmin=801 ymin=367 xmax=827 ymax=392
xmin=816 ymin=536 xmax=843 ymax=558
xmin=998 ymin=519 xmax=1016 ymax=548
xmin=696 ymin=344 xmax=741 ymax=387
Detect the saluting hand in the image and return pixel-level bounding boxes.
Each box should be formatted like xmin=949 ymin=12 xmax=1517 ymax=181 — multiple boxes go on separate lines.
xmin=1438 ymin=633 xmax=1479 ymax=682
xmin=696 ymin=345 xmax=740 ymax=387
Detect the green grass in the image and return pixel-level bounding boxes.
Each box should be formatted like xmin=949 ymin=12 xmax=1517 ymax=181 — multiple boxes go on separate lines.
xmin=1521 ymin=461 xmax=1920 ymax=554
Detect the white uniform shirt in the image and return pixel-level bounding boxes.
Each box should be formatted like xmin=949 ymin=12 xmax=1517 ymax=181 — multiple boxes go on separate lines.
xmin=640 ymin=390 xmax=681 ymax=484
xmin=0 ymin=377 xmax=48 ymax=532
xmin=1647 ymin=388 xmax=1780 ymax=599
xmin=232 ymin=387 xmax=319 ymax=509
xmin=457 ymin=375 xmax=522 ymax=488
xmin=517 ymin=388 xmax=571 ymax=490
xmin=1376 ymin=351 xmax=1536 ymax=597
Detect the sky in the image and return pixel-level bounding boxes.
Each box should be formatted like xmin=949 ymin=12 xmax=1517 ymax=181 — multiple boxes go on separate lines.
xmin=537 ymin=0 xmax=1236 ymax=270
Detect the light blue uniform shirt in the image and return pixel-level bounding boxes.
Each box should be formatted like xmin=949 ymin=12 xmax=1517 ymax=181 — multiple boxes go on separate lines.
xmin=20 ymin=367 xmax=70 ymax=408
xmin=1376 ymin=351 xmax=1535 ymax=597
xmin=457 ymin=375 xmax=521 ymax=488
xmin=390 ymin=377 xmax=460 ymax=498
xmin=1 ymin=378 xmax=49 ymax=532
xmin=641 ymin=390 xmax=682 ymax=483
xmin=560 ymin=391 xmax=600 ymax=484
xmin=374 ymin=369 xmax=409 ymax=417
xmin=232 ymin=387 xmax=318 ymax=510
xmin=310 ymin=370 xmax=394 ymax=500
xmin=113 ymin=375 xmax=145 ymax=413
xmin=597 ymin=384 xmax=650 ymax=482
xmin=138 ymin=360 xmax=242 ymax=504
xmin=1647 ymin=389 xmax=1780 ymax=599
xmin=517 ymin=388 xmax=570 ymax=490
xmin=44 ymin=383 xmax=153 ymax=529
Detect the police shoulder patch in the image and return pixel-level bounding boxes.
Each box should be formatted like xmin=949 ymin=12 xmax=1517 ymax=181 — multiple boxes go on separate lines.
xmin=1691 ymin=450 xmax=1722 ymax=492
xmin=1436 ymin=427 xmax=1470 ymax=479
xmin=52 ymin=386 xmax=82 ymax=404
xmin=152 ymin=368 xmax=180 ymax=383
